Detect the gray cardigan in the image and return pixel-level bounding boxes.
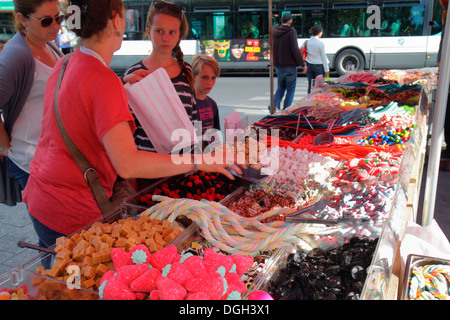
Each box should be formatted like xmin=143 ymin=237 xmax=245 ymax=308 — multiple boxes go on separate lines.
xmin=0 ymin=32 xmax=62 ymax=205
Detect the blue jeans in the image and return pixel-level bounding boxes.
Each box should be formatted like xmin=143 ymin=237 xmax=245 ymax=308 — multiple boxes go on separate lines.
xmin=274 ymin=67 xmax=297 ymax=109
xmin=29 ymin=214 xmax=66 ymax=248
xmin=7 ymin=158 xmax=29 ymax=190
xmin=306 ymin=62 xmax=325 ymax=94
xmin=29 ymin=214 xmax=66 ymax=269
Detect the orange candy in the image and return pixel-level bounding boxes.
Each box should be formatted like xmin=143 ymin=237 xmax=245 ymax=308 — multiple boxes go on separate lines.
xmin=0 ymin=292 xmax=11 ymax=300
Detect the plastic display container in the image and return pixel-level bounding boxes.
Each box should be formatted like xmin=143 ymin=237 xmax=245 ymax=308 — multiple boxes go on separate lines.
xmin=400 ymin=254 xmax=450 ymax=300
xmin=18 ymin=204 xmax=188 ymax=295
xmin=123 ymin=172 xmax=242 ymax=213
xmin=246 ymin=237 xmax=379 ymax=300
xmin=0 ymin=266 xmax=98 ymax=300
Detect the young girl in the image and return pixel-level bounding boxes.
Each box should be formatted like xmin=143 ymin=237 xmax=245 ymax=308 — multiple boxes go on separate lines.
xmin=123 ymin=1 xmax=196 ymax=153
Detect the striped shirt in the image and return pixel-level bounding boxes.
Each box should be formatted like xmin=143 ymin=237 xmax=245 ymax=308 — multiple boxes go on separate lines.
xmin=123 ymin=61 xmax=197 ymax=152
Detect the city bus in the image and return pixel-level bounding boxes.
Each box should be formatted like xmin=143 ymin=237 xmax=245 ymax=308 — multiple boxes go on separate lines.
xmin=0 ymin=0 xmax=444 ymax=74
xmin=113 ymin=0 xmax=443 ymax=75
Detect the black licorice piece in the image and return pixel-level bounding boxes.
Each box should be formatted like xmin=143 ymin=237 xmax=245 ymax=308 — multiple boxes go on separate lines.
xmin=267 ymin=237 xmax=378 ymax=300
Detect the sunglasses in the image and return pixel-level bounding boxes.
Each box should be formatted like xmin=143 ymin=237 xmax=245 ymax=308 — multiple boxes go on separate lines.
xmin=152 ymin=1 xmax=183 ymax=17
xmin=27 ymin=13 xmax=64 ymax=28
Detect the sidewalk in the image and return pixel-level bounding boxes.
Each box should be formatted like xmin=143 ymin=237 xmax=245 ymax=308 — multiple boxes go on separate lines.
xmin=0 ymin=203 xmax=39 ymax=276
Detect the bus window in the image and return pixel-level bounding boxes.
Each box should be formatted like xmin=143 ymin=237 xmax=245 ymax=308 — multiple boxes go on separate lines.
xmin=0 ymin=12 xmax=15 ymax=41
xmin=236 ymin=8 xmax=270 ymax=39
xmin=328 ymin=4 xmax=367 ymax=38
xmin=299 ymin=9 xmax=326 ymax=38
xmin=430 ymin=0 xmax=445 ymax=35
xmin=124 ymin=9 xmax=142 ymax=40
xmin=381 ymin=3 xmax=425 ymax=36
xmin=190 ymin=10 xmax=232 ymax=40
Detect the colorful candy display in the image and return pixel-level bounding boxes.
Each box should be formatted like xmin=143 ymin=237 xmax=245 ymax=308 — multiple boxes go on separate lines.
xmin=408 ymin=264 xmax=450 ymax=300
xmin=138 ymin=172 xmax=239 ymax=207
xmin=0 ymin=68 xmax=440 ymax=301
xmin=99 ymin=244 xmax=254 ymax=300
xmin=0 ymin=285 xmax=30 ymax=300
xmin=267 ymin=237 xmax=378 ymax=300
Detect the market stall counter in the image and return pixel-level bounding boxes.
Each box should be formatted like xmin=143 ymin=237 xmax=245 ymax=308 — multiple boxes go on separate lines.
xmin=2 ymin=68 xmax=448 ymax=301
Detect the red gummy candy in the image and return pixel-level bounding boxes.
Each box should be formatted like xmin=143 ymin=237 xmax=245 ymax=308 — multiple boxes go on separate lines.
xmin=186 ymin=292 xmax=211 ymax=300
xmin=135 ymin=292 xmax=147 ymax=300
xmin=167 ymin=262 xmax=193 ymax=286
xmin=156 ymin=276 xmax=187 ymax=300
xmin=149 ymin=290 xmax=160 ymax=300
xmin=130 ymin=268 xmax=161 ymax=293
xmin=225 ymin=272 xmax=246 ymax=293
xmin=111 ymin=247 xmax=130 ymax=271
xmin=182 ymin=255 xmax=207 ymax=278
xmin=128 ymin=244 xmax=151 ymax=265
xmin=103 ymin=276 xmax=136 ymax=300
xmin=203 ymin=260 xmax=222 ymax=275
xmin=203 ymin=248 xmax=234 ymax=272
xmin=99 ymin=270 xmax=116 ymax=286
xmin=149 ymin=245 xmax=179 ymax=271
xmin=231 ymin=255 xmax=254 ymax=275
xmin=186 ymin=273 xmax=224 ymax=300
xmin=116 ymin=264 xmax=149 ymax=287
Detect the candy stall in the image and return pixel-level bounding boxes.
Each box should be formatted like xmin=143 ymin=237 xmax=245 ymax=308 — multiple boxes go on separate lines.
xmin=2 ymin=68 xmax=449 ymax=301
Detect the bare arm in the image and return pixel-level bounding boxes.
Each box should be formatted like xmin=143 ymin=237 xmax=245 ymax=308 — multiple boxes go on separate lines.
xmin=102 ymin=122 xmax=241 ymax=180
xmin=122 ymin=69 xmax=152 ymax=84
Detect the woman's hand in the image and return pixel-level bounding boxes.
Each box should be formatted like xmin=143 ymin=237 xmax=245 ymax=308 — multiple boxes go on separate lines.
xmin=122 ymin=69 xmax=152 ymax=84
xmin=195 ymin=151 xmax=246 ymax=180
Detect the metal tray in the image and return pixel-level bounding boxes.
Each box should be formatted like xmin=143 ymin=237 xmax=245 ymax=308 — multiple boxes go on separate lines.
xmin=400 ymin=254 xmax=450 ymax=300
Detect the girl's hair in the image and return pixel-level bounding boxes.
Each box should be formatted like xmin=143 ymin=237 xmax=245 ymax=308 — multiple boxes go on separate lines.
xmin=190 ymin=54 xmax=220 ymax=77
xmin=146 ymin=1 xmax=194 ymax=90
xmin=13 ymin=0 xmax=57 ymax=36
xmin=68 ymin=0 xmax=123 ymax=38
xmin=309 ymin=25 xmax=323 ymax=36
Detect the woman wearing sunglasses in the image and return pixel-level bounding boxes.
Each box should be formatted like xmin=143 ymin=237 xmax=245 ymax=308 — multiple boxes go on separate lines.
xmin=0 ymin=0 xmax=63 ymax=206
xmin=122 ymin=2 xmax=197 ymax=157
xmin=23 ymin=0 xmax=242 ymax=249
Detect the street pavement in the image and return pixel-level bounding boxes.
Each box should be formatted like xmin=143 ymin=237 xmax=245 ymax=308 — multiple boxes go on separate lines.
xmin=0 ymin=76 xmax=449 ymax=279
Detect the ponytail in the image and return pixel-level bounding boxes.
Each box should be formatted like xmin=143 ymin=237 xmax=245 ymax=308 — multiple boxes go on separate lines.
xmin=173 ymin=42 xmax=195 ymax=91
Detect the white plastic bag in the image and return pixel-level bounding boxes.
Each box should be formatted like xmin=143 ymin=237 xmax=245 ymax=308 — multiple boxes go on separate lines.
xmin=399 ymin=219 xmax=450 ymax=271
xmin=124 ymin=67 xmax=197 ymax=154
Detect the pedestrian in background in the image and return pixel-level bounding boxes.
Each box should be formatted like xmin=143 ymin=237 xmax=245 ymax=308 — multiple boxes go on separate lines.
xmin=303 ymin=25 xmax=329 ymax=94
xmin=0 ymin=0 xmax=63 ymax=206
xmin=272 ymin=13 xmax=304 ymax=110
xmin=57 ymin=25 xmax=72 ymax=54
